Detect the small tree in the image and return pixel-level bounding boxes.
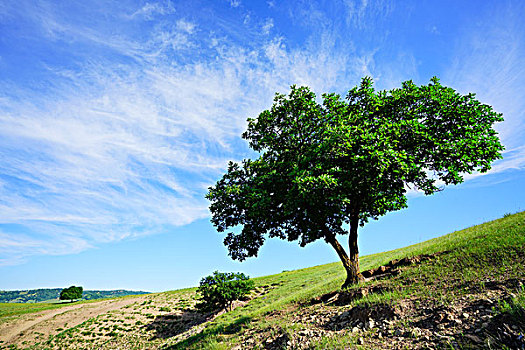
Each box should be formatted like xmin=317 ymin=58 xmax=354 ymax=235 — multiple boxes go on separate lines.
xmin=206 ymin=77 xmax=504 ymax=289
xmin=197 ymin=271 xmax=254 ymax=312
xmin=60 ymin=286 xmax=83 ymax=302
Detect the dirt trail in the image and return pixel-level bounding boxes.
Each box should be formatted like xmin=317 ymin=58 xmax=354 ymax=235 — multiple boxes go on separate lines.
xmin=0 ymin=295 xmax=146 ymax=345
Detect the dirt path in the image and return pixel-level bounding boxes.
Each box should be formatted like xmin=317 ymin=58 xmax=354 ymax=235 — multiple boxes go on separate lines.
xmin=0 ymin=295 xmax=147 ymax=346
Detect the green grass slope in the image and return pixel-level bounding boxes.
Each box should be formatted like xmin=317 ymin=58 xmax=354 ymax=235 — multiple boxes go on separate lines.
xmin=1 ymin=211 xmax=523 ymax=350
xmin=173 ymin=211 xmax=525 ymax=349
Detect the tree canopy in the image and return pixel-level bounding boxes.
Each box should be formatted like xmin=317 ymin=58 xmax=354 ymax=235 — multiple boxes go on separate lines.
xmin=60 ymin=286 xmax=83 ymax=302
xmin=206 ymin=77 xmax=504 ymax=288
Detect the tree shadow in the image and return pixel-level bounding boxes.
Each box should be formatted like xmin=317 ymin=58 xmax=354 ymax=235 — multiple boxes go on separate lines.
xmin=163 ymin=315 xmax=252 ymax=350
xmin=143 ymin=309 xmax=215 ymax=340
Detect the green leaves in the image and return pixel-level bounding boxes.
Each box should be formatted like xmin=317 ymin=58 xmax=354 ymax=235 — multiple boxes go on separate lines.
xmin=59 ymin=286 xmax=83 ymax=301
xmin=206 ymin=77 xmax=504 ymax=262
xmin=197 ymin=271 xmax=254 ymax=312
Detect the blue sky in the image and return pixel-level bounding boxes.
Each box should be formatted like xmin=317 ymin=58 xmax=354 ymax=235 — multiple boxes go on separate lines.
xmin=1 ymin=0 xmax=524 ymax=292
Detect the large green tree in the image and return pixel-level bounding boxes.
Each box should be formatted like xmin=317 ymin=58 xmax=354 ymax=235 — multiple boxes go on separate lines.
xmin=60 ymin=286 xmax=83 ymax=302
xmin=206 ymin=77 xmax=504 ymax=288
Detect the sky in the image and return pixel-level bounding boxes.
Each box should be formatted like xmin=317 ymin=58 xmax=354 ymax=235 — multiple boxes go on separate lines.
xmin=1 ymin=0 xmax=524 ymax=292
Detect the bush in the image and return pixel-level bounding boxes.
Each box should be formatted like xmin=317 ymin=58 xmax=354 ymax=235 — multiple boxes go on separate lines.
xmin=197 ymin=271 xmax=254 ymax=312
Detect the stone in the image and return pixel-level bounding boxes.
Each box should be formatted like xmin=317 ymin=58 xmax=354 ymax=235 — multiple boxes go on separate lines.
xmin=464 ymin=334 xmax=482 ymax=343
xmin=368 ymin=318 xmax=375 ymax=328
xmin=340 ymin=311 xmax=350 ymax=318
xmin=411 ymin=327 xmax=422 ymax=337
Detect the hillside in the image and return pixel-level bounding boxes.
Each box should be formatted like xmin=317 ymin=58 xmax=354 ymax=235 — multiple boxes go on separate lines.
xmin=0 ymin=289 xmax=150 ymax=304
xmin=0 ymin=211 xmax=524 ymax=349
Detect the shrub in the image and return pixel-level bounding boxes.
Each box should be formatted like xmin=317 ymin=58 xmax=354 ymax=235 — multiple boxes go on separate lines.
xmin=197 ymin=271 xmax=254 ymax=312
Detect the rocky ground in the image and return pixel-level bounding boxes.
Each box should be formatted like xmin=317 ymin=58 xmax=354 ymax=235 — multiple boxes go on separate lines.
xmin=235 ymin=254 xmax=525 ymax=349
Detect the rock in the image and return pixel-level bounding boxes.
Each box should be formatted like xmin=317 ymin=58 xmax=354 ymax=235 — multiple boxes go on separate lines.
xmin=361 ymin=271 xmax=373 ymax=278
xmin=368 ymin=318 xmax=375 ymax=329
xmin=464 ymin=334 xmax=482 ymax=343
xmin=411 ymin=327 xmax=422 ymax=337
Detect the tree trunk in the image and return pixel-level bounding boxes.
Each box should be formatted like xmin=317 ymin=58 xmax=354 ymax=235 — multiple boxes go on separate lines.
xmin=345 ymin=213 xmax=361 ymax=288
xmin=326 ymin=214 xmax=362 ymax=289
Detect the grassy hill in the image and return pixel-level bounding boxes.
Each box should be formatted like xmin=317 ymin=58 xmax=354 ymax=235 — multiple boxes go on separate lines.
xmin=1 ymin=211 xmax=524 ymax=349
xmin=0 ymin=289 xmax=150 ymax=304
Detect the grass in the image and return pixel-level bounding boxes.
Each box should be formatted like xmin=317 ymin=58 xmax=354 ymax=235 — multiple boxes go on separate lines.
xmin=0 ymin=302 xmax=75 ymax=319
xmin=493 ymin=285 xmax=525 ymax=321
xmin=170 ymin=211 xmax=525 ymax=349
xmin=2 ymin=211 xmax=524 ymax=349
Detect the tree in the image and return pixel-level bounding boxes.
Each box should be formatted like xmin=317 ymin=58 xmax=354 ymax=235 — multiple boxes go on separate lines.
xmin=60 ymin=286 xmax=83 ymax=302
xmin=206 ymin=77 xmax=504 ymax=289
xmin=197 ymin=271 xmax=254 ymax=312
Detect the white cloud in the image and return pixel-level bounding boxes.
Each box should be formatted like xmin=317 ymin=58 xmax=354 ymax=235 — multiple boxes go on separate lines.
xmin=128 ymin=1 xmax=175 ymax=20
xmin=0 ymin=2 xmax=365 ymax=265
xmin=343 ymin=0 xmax=393 ymax=29
xmin=2 ymin=0 xmax=523 ymax=266
xmin=229 ymin=0 xmax=241 ymax=8
xmin=262 ymin=18 xmax=274 ymax=35
xmin=444 ymin=2 xmax=525 ymax=173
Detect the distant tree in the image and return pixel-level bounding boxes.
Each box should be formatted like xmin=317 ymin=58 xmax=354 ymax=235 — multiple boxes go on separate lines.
xmin=60 ymin=286 xmax=83 ymax=302
xmin=206 ymin=77 xmax=504 ymax=289
xmin=197 ymin=271 xmax=254 ymax=312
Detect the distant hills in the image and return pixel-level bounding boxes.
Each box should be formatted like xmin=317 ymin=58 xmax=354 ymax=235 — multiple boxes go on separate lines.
xmin=0 ymin=288 xmax=150 ymax=303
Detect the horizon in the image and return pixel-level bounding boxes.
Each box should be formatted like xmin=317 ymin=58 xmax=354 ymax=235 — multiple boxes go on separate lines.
xmin=1 ymin=0 xmax=525 ymax=292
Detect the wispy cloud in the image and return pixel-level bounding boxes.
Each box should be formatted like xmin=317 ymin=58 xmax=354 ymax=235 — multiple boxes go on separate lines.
xmin=444 ymin=1 xmax=525 ymax=173
xmin=0 ymin=0 xmax=368 ymax=265
xmin=1 ymin=0 xmax=523 ymax=266
xmin=127 ymin=1 xmax=175 ymax=20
